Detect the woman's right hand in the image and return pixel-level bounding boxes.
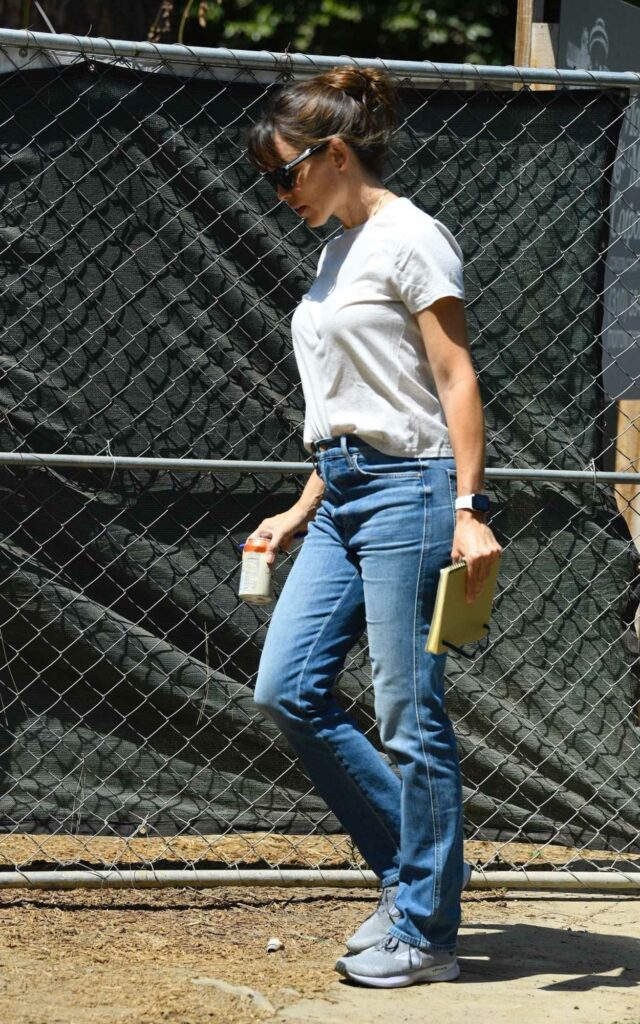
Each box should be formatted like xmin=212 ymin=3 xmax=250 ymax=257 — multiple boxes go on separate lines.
xmin=245 ymin=507 xmax=309 ymax=566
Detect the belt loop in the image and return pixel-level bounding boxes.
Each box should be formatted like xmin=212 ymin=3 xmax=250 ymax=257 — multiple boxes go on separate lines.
xmin=340 ymin=434 xmax=358 ymax=470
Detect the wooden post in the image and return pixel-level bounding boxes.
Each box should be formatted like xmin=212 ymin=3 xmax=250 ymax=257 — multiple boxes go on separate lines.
xmin=530 ymin=22 xmax=559 ymax=90
xmin=614 ymin=402 xmax=640 ymax=552
xmin=515 ymin=0 xmax=541 ymax=67
xmin=514 ymin=1 xmax=556 ymax=90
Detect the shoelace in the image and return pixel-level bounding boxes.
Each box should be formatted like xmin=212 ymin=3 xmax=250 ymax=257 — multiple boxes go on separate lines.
xmin=379 ymin=935 xmax=402 ymax=953
xmin=377 ymin=885 xmax=398 ymax=915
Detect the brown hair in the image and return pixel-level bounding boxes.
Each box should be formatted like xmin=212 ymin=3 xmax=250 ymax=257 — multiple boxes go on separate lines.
xmin=246 ymin=66 xmax=397 ymax=176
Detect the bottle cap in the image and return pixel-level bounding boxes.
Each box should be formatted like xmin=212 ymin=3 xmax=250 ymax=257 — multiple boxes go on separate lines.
xmin=242 ymin=539 xmax=269 ymax=553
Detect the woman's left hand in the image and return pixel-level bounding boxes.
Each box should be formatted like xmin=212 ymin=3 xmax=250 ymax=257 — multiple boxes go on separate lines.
xmin=451 ymin=515 xmax=502 ymax=604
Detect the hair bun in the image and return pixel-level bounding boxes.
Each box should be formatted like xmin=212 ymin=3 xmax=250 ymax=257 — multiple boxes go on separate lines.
xmin=325 ymin=66 xmax=395 ymax=109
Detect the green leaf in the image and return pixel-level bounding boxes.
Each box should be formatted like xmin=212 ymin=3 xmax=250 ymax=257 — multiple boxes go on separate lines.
xmin=319 ymin=0 xmax=362 ymax=23
xmin=384 ymin=14 xmax=420 ymax=32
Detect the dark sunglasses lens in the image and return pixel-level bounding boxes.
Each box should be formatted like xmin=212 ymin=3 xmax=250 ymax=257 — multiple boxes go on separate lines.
xmin=281 ymin=169 xmax=294 ymax=189
xmin=265 ymin=167 xmax=293 ymax=191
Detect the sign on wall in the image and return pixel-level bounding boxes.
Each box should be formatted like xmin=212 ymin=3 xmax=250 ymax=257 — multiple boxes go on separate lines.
xmin=559 ymin=0 xmax=640 ymax=399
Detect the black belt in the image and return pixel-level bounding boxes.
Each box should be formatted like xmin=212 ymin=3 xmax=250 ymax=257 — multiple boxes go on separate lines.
xmin=309 ymin=437 xmax=342 ymax=454
xmin=310 ymin=434 xmax=372 ymax=453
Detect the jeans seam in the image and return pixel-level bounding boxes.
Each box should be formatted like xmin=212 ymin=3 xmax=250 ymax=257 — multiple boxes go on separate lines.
xmin=294 ymin=569 xmax=402 ymax=857
xmin=413 ymin=476 xmax=443 ymax=938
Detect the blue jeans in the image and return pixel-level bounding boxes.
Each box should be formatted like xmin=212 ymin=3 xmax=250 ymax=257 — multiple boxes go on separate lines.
xmin=253 ymin=435 xmax=464 ymax=952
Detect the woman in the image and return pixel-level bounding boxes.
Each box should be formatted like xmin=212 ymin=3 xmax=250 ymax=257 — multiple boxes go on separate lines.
xmin=245 ymin=65 xmax=501 ymax=988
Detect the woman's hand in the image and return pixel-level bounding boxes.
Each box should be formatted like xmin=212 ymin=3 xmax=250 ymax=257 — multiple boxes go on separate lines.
xmin=451 ymin=512 xmax=502 ymax=603
xmin=245 ymin=507 xmax=310 ymax=567
xmin=245 ymin=469 xmax=325 ymax=566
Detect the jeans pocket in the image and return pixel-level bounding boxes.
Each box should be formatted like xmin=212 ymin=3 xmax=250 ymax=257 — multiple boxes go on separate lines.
xmin=353 ymin=452 xmax=422 ymax=479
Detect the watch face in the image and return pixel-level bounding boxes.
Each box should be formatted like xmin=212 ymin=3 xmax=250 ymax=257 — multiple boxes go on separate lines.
xmin=472 ymin=494 xmax=490 ymax=512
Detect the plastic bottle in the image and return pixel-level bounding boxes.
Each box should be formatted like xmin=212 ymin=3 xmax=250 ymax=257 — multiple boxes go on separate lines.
xmin=238 ymin=539 xmax=274 ymax=604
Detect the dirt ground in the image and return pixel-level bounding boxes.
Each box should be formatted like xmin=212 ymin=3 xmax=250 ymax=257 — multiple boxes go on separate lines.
xmin=1 ymin=883 xmax=639 ymax=1024
xmin=1 ymin=834 xmax=639 ymax=1024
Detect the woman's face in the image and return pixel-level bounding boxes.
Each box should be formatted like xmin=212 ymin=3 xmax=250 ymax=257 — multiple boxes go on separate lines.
xmin=269 ymin=130 xmax=346 ymax=227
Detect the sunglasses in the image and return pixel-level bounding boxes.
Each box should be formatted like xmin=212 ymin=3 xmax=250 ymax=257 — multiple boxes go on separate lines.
xmin=263 ymin=141 xmax=329 ymax=191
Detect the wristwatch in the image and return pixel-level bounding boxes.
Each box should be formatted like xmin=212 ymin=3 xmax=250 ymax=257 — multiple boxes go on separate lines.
xmin=455 ymin=493 xmax=490 ymax=513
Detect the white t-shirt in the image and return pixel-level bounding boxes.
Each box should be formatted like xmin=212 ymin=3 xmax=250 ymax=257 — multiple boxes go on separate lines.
xmin=291 ymin=195 xmax=465 ymax=458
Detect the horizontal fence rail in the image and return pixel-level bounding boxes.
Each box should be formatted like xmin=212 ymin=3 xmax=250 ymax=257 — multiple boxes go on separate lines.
xmin=0 ymin=31 xmax=638 ymax=893
xmin=1 ymin=28 xmax=640 ymax=88
xmin=0 ymin=869 xmax=638 ymax=892
xmin=2 ymin=452 xmax=640 ymax=485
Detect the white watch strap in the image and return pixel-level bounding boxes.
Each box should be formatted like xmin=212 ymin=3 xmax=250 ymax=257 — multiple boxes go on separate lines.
xmin=452 ymin=495 xmax=487 ymax=512
xmin=455 ymin=494 xmax=481 ymax=511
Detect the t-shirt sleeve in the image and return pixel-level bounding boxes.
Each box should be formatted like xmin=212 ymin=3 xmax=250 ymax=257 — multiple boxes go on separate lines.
xmin=392 ymin=217 xmax=465 ymax=314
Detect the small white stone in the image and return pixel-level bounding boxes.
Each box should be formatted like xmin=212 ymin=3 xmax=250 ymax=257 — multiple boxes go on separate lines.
xmin=266 ymin=936 xmax=284 ymax=952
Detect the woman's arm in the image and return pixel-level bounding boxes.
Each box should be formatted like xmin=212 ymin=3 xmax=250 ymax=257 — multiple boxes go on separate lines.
xmin=416 ymin=296 xmax=502 ymax=603
xmin=246 ymin=468 xmax=325 ymax=566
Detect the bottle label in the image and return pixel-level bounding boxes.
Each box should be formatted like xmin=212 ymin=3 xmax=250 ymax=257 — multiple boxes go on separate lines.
xmin=239 ymin=551 xmax=273 ymax=603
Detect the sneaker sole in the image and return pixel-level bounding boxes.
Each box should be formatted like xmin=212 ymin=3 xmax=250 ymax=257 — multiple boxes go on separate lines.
xmin=336 ymin=959 xmax=460 ymax=988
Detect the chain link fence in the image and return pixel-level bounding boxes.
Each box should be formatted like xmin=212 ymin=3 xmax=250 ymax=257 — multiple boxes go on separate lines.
xmin=0 ymin=28 xmax=639 ymax=890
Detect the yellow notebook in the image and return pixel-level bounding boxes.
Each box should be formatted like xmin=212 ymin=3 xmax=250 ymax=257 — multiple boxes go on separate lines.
xmin=426 ymin=557 xmax=500 ymax=655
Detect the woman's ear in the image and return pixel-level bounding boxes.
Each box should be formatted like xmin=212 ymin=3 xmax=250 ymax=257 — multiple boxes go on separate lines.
xmin=328 ymin=136 xmax=349 ymax=171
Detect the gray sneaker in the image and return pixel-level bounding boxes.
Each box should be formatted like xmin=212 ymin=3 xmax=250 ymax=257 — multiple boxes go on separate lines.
xmin=345 ymin=881 xmax=402 ymax=954
xmin=336 ymin=933 xmax=459 ymax=988
xmin=345 ymin=862 xmax=472 ymax=955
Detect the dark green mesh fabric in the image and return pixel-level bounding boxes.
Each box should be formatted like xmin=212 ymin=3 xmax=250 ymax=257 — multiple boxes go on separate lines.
xmin=0 ymin=62 xmax=637 ymax=853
